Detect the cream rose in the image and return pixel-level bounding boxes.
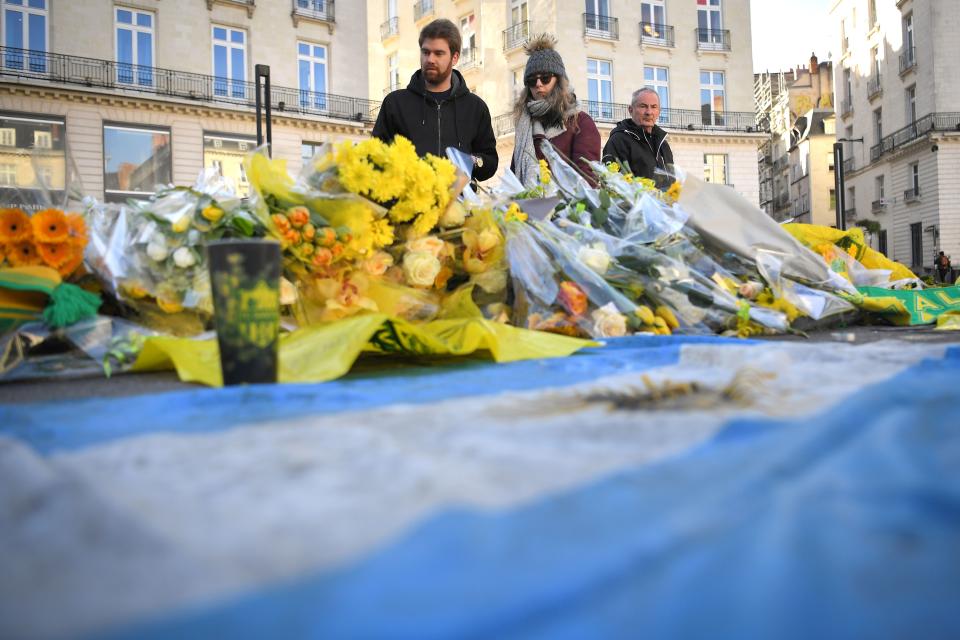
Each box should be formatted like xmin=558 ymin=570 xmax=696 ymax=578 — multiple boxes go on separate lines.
xmin=146 ymin=240 xmax=168 ymax=262
xmin=362 ymin=251 xmax=395 ymax=276
xmin=407 ymin=236 xmax=446 ymax=258
xmin=403 ymin=250 xmax=442 ymax=287
xmin=591 ymin=303 xmax=628 ymax=338
xmin=439 ymin=200 xmax=467 ymax=228
xmin=578 ymin=242 xmax=611 ymax=275
xmin=172 ymin=246 xmax=197 ymax=269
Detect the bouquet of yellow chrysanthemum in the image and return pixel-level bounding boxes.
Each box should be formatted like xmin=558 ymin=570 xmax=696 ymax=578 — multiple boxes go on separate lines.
xmin=0 ymin=206 xmax=87 ymax=277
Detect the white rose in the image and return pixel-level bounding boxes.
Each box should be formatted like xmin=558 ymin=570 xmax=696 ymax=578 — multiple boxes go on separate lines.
xmin=578 ymin=243 xmax=611 ymax=275
xmin=403 ymin=250 xmax=442 ymax=287
xmin=473 ymin=269 xmax=507 ymax=294
xmin=591 ymin=303 xmax=628 ymax=338
xmin=173 ymin=247 xmax=197 ymax=269
xmin=146 ymin=241 xmax=168 ymax=262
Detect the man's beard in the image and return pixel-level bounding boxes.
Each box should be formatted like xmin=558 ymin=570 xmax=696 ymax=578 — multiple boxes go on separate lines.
xmin=423 ymin=62 xmax=452 ymax=86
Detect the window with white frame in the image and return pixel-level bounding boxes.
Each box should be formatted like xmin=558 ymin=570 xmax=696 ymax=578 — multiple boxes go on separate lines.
xmin=700 ymin=70 xmax=725 ymax=126
xmin=115 ymin=7 xmax=154 ymax=86
xmin=641 ymin=0 xmax=665 ymax=27
xmin=301 ymin=140 xmax=324 ymax=165
xmin=584 ymin=0 xmax=610 ymax=32
xmin=873 ymin=108 xmax=882 ymax=144
xmin=297 ymin=42 xmax=327 ymax=109
xmin=459 ymin=14 xmax=476 ymax=61
xmin=909 ymin=162 xmax=919 ymax=195
xmin=905 ymin=85 xmax=916 ymax=124
xmin=586 ymin=58 xmax=613 ymax=120
xmin=387 ymin=52 xmax=400 ymax=92
xmin=0 ymin=127 xmax=14 ymax=146
xmin=212 ymin=26 xmax=247 ymax=99
xmin=903 ymin=13 xmax=914 ymax=63
xmin=643 ymin=66 xmax=670 ymax=122
xmin=703 ymin=153 xmax=727 ymax=185
xmin=103 ymin=124 xmax=171 ymax=200
xmin=697 ymin=0 xmax=723 ymax=45
xmin=32 ymin=129 xmax=50 ymax=148
xmin=0 ymin=163 xmax=15 ymax=186
xmin=510 ymin=0 xmax=528 ymax=25
xmin=203 ymin=133 xmax=255 ymax=198
xmin=2 ymin=0 xmax=47 ymax=71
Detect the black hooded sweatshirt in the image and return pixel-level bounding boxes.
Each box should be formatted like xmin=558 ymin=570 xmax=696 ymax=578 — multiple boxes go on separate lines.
xmin=601 ymin=119 xmax=674 ymax=188
xmin=372 ymin=69 xmax=498 ymax=182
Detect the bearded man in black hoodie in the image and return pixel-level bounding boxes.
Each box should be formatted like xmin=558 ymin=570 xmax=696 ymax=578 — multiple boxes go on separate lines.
xmin=602 ymin=87 xmax=674 ymax=188
xmin=372 ymin=19 xmax=498 ymax=182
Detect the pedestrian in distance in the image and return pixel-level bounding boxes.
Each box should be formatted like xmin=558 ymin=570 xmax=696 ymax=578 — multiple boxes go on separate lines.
xmin=936 ymin=251 xmax=952 ymax=284
xmin=372 ymin=18 xmax=498 ymax=182
xmin=602 ymin=87 xmax=675 ymax=189
xmin=510 ymin=34 xmax=601 ymax=188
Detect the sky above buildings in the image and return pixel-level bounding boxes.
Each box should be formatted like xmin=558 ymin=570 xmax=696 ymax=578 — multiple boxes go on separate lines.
xmin=750 ymin=0 xmax=835 ymax=73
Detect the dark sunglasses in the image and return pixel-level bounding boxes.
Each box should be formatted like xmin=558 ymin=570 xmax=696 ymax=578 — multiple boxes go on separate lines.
xmin=525 ymin=73 xmax=555 ymax=87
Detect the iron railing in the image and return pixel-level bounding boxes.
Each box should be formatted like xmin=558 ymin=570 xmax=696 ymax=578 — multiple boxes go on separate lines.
xmin=904 ymin=187 xmax=920 ymax=202
xmin=583 ymin=14 xmax=619 ymax=40
xmin=580 ymin=101 xmax=766 ymax=132
xmin=843 ymin=157 xmax=855 ymax=174
xmin=639 ymin=22 xmax=674 ymax=47
xmin=867 ymin=74 xmax=882 ymax=99
xmin=695 ymin=28 xmax=731 ymax=51
xmin=292 ymin=0 xmax=334 ymax=23
xmin=457 ymin=47 xmax=478 ymax=70
xmin=380 ymin=16 xmax=399 ymax=40
xmin=870 ymin=112 xmax=960 ymax=162
xmin=844 ymin=207 xmax=857 ymax=221
xmin=494 ymin=113 xmax=515 ymax=137
xmin=871 ymin=199 xmax=885 ymax=212
xmin=0 ymin=46 xmax=378 ymax=122
xmin=413 ymin=0 xmax=434 ymax=22
xmin=502 ymin=21 xmax=530 ymax=51
xmin=840 ymin=98 xmax=852 ymax=117
xmin=773 ymin=155 xmax=788 ymax=171
xmin=774 ymin=194 xmax=790 ymax=209
xmin=899 ymin=47 xmax=916 ymax=74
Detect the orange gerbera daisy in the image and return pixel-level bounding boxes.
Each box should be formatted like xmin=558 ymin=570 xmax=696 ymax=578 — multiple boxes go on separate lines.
xmin=66 ymin=213 xmax=88 ymax=246
xmin=0 ymin=208 xmax=32 ymax=243
xmin=37 ymin=241 xmax=71 ymax=268
xmin=31 ymin=208 xmax=70 ymax=243
xmin=57 ymin=242 xmax=85 ymax=277
xmin=6 ymin=241 xmax=43 ymax=266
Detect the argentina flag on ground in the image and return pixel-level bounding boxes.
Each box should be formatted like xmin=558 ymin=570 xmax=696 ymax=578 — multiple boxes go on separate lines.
xmin=2 ymin=334 xmax=960 ymax=639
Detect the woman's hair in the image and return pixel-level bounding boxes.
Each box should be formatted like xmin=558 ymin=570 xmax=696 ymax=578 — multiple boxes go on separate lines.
xmin=512 ymin=75 xmax=580 ymax=131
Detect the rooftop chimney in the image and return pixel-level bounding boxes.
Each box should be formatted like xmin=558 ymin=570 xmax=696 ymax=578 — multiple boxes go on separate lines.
xmin=810 ymin=52 xmax=819 ymax=74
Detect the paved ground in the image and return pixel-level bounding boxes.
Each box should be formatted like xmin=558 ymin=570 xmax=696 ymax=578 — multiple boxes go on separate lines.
xmin=1 ymin=324 xmax=956 ymax=406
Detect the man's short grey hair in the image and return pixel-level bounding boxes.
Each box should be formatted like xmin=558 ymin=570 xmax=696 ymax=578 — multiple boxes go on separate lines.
xmin=630 ymin=87 xmax=660 ymax=106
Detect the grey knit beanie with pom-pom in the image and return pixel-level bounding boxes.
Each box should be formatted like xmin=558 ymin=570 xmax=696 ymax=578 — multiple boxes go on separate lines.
xmin=523 ymin=34 xmax=566 ymax=83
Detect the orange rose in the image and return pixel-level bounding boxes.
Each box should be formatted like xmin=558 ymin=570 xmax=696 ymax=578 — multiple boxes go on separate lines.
xmin=271 ymin=214 xmax=291 ymax=233
xmin=302 ymin=223 xmax=316 ymax=241
xmin=557 ymin=281 xmax=588 ymax=317
xmin=312 ymin=247 xmax=333 ymax=268
xmin=287 ymin=206 xmax=310 ymax=228
xmin=317 ymin=227 xmax=337 ymax=247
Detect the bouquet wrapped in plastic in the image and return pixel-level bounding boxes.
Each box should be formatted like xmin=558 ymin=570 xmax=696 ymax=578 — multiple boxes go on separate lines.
xmin=84 ymin=170 xmax=258 ymax=332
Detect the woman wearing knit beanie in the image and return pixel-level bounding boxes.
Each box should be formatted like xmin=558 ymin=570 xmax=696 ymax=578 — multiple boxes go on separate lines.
xmin=511 ymin=34 xmax=601 ymax=188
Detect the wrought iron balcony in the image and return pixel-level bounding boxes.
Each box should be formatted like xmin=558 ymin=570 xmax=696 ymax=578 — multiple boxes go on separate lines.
xmin=457 ymin=47 xmax=478 ymax=71
xmin=502 ymin=21 xmax=530 ymax=51
xmin=840 ymin=98 xmax=853 ymax=117
xmin=639 ymin=22 xmax=674 ymax=47
xmin=695 ymin=28 xmax=731 ymax=52
xmin=844 ymin=207 xmax=857 ymax=222
xmin=867 ymin=74 xmax=882 ymax=100
xmin=413 ymin=0 xmax=434 ymax=22
xmin=870 ymin=112 xmax=960 ymax=162
xmin=899 ymin=47 xmax=916 ymax=74
xmin=904 ymin=187 xmax=920 ymax=203
xmin=581 ymin=100 xmax=767 ymax=132
xmin=494 ymin=113 xmax=515 ymax=137
xmin=292 ymin=0 xmax=334 ymax=24
xmin=380 ymin=16 xmax=399 ymax=40
xmin=843 ymin=157 xmax=855 ymax=174
xmin=0 ymin=46 xmax=378 ymax=123
xmin=583 ymin=13 xmax=619 ymax=40
xmin=871 ymin=199 xmax=885 ymax=212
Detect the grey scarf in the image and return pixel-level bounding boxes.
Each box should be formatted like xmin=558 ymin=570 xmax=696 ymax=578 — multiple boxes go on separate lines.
xmin=512 ymin=99 xmax=571 ymax=188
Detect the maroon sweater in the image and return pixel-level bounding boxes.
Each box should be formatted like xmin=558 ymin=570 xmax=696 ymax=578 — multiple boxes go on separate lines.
xmin=534 ymin=111 xmax=601 ymax=186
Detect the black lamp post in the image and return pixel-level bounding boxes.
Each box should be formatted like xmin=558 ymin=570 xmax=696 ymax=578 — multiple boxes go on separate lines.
xmin=833 ymin=137 xmax=863 ymax=230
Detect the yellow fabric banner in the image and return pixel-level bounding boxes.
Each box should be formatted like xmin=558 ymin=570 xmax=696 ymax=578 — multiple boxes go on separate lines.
xmin=132 ymin=314 xmax=599 ymax=386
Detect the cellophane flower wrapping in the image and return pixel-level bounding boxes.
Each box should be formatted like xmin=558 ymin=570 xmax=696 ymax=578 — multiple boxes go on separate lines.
xmin=83 ymin=169 xmax=259 ymax=334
